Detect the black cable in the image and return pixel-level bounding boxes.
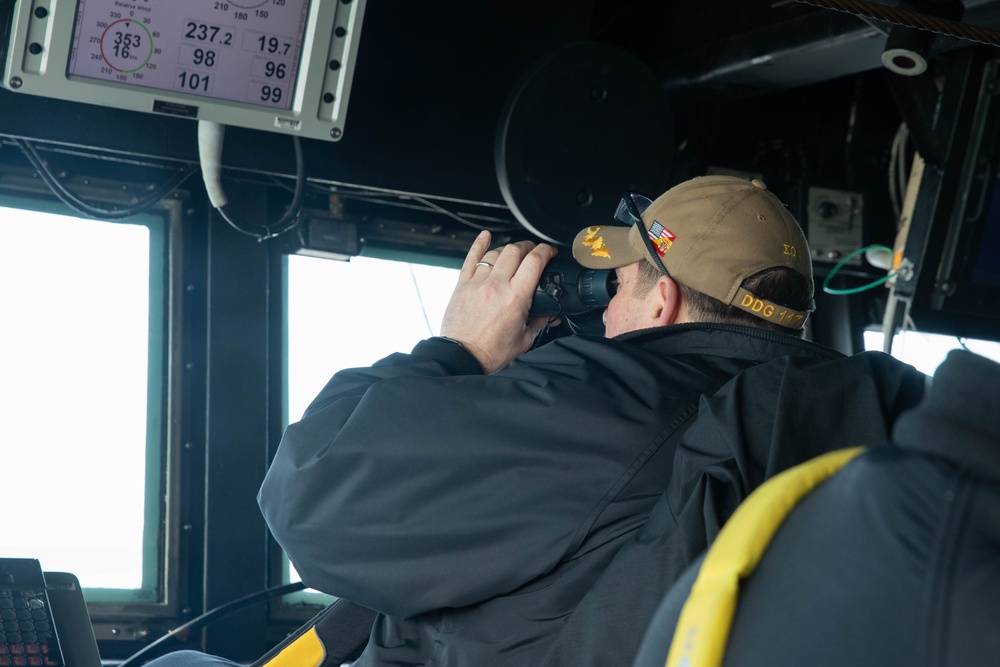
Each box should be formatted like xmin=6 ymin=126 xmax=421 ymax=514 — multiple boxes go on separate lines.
xmin=270 ymin=177 xmax=523 ymax=232
xmin=409 ymin=194 xmax=520 ymax=232
xmin=216 ymin=136 xmax=305 ymax=241
xmin=15 ymin=138 xmax=199 ymax=220
xmin=116 ymin=581 xmax=307 ymax=667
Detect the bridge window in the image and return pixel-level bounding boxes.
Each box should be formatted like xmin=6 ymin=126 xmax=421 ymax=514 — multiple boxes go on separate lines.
xmin=285 ymin=253 xmax=460 ymax=427
xmin=281 ymin=252 xmax=460 ymax=594
xmin=0 ymin=196 xmax=172 ymax=604
xmin=864 ymin=328 xmax=1000 ymax=375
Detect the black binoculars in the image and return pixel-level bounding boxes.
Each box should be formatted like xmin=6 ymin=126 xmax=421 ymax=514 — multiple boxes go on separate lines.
xmin=529 ymin=256 xmax=616 ymax=317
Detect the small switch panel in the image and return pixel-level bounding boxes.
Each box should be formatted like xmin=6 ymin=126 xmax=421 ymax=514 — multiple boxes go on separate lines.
xmin=807 ymin=187 xmax=864 ymax=265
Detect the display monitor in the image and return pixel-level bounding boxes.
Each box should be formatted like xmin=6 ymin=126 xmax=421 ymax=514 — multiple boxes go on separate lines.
xmin=2 ymin=0 xmax=365 ymax=141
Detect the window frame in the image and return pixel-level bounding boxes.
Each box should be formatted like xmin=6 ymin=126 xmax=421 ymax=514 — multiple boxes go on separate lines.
xmin=0 ymin=184 xmax=187 ymax=631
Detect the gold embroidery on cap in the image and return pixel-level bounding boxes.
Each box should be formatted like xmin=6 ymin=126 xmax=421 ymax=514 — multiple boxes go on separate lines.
xmin=741 ymin=294 xmax=776 ymax=318
xmin=739 ymin=293 xmax=806 ymax=328
xmin=783 ymin=244 xmax=797 ymax=257
xmin=583 ymin=226 xmax=611 ymax=259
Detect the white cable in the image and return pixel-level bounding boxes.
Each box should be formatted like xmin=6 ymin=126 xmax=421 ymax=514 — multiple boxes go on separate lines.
xmin=198 ymin=120 xmax=229 ymax=209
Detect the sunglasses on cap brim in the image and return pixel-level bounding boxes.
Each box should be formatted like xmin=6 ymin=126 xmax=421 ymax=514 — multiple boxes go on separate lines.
xmin=613 ymin=192 xmax=669 ymax=276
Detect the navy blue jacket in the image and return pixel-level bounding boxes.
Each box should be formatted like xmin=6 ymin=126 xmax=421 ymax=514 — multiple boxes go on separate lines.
xmin=542 ymin=344 xmax=927 ymax=665
xmin=258 ymin=324 xmax=925 ymax=666
xmin=633 ymin=349 xmax=998 ymax=667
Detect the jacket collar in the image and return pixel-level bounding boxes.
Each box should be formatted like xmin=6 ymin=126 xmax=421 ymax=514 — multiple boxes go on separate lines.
xmin=614 ymin=323 xmax=844 ymax=366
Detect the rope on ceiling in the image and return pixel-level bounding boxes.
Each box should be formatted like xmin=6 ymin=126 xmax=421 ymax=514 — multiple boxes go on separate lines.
xmin=795 ymin=0 xmax=1000 ymax=46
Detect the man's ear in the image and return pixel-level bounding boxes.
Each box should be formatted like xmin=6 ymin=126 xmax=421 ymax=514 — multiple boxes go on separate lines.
xmin=652 ymin=275 xmax=684 ymax=326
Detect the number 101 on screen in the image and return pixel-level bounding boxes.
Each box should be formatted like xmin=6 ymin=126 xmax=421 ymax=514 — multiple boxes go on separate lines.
xmin=174 ymin=71 xmax=285 ymax=105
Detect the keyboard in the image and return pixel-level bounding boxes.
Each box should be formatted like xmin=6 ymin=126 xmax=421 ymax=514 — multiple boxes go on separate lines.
xmin=0 ymin=560 xmax=64 ymax=667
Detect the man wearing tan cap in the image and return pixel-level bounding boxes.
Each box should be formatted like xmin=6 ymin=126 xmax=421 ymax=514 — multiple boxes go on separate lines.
xmin=572 ymin=176 xmax=814 ymax=338
xmin=245 ymin=176 xmax=927 ymax=667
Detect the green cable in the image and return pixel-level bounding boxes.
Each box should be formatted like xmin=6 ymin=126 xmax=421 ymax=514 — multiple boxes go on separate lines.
xmin=821 ymin=244 xmax=896 ymax=295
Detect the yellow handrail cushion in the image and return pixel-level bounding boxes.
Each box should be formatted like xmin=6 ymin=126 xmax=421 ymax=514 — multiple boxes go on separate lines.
xmin=261 ymin=627 xmax=327 ymax=667
xmin=666 ymin=447 xmax=865 ymax=667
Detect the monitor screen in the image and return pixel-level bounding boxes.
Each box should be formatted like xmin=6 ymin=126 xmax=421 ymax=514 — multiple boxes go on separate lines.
xmin=69 ymin=0 xmax=309 ymax=111
xmin=3 ymin=0 xmax=365 ymax=141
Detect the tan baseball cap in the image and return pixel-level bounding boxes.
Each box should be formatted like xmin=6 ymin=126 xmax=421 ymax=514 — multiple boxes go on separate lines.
xmin=572 ymin=175 xmax=814 ymax=329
